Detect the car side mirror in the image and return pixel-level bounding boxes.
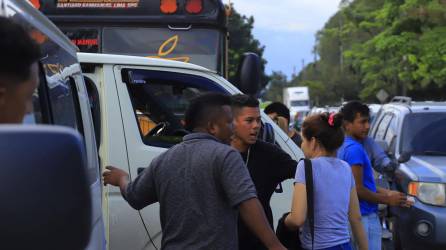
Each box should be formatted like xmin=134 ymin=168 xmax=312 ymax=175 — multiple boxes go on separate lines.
xmin=235 ymin=52 xmax=261 ymax=96
xmin=0 ymin=125 xmax=91 ymax=250
xmin=398 ymin=152 xmax=411 ymax=164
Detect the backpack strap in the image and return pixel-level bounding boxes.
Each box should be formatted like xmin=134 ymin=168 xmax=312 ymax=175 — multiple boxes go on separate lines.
xmin=304 ymin=158 xmax=314 ymax=250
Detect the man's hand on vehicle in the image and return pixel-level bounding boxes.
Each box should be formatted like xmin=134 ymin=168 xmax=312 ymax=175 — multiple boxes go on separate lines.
xmin=402 ymin=195 xmax=415 ymax=207
xmin=385 ymin=190 xmax=409 ymax=207
xmin=103 ymin=166 xmax=129 ymax=187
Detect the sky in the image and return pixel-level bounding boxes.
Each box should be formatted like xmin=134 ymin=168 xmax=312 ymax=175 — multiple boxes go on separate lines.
xmin=227 ymin=0 xmax=342 ymax=79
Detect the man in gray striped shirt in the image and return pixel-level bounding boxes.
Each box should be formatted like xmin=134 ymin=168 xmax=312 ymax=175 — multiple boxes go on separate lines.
xmin=104 ymin=93 xmax=286 ymax=250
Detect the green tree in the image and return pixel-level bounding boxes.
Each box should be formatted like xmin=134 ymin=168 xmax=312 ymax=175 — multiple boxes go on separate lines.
xmin=263 ymin=71 xmax=289 ymax=102
xmin=296 ymin=0 xmax=446 ymax=103
xmin=227 ymin=5 xmax=269 ymax=87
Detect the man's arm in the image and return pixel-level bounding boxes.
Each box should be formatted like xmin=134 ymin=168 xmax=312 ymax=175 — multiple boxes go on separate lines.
xmin=284 ymin=160 xmax=306 ymax=230
xmin=284 ymin=183 xmax=307 ymax=230
xmin=364 ymin=137 xmax=394 ymax=174
xmin=103 ymin=166 xmax=129 ymax=193
xmin=103 ymin=165 xmax=158 ymax=210
xmin=348 ymin=187 xmax=368 ymax=250
xmin=271 ymin=143 xmax=298 ymax=182
xmin=351 ymin=165 xmax=406 ymax=206
xmin=376 ymin=187 xmax=414 ymax=207
xmin=239 ymin=198 xmax=286 ymax=250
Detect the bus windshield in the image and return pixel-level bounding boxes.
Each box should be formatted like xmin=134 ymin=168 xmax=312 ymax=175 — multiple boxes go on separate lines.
xmin=102 ymin=27 xmax=222 ymax=72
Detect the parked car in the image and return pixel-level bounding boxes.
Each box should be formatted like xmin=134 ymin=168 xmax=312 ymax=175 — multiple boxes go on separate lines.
xmin=78 ymin=52 xmax=304 ymax=249
xmin=369 ymin=97 xmax=446 ymax=250
xmin=0 ymin=1 xmax=106 ymax=249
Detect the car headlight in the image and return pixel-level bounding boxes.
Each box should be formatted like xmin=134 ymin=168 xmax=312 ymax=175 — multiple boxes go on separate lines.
xmin=408 ymin=182 xmax=446 ymax=206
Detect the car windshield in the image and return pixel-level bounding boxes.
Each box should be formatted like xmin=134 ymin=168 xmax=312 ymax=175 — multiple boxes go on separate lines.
xmin=400 ymin=112 xmax=446 ymax=155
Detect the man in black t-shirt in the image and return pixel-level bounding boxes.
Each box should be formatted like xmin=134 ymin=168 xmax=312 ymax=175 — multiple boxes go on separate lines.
xmin=231 ymin=94 xmax=298 ymax=250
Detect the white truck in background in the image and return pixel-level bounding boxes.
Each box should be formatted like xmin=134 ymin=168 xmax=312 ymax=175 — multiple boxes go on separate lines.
xmin=283 ymin=86 xmax=310 ymax=124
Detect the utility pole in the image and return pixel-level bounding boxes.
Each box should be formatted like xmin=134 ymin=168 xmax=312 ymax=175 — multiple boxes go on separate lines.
xmin=339 ymin=15 xmax=343 ymax=72
xmin=401 ymin=55 xmax=408 ymax=96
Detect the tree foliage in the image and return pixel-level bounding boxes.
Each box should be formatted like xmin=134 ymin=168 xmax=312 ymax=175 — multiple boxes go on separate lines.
xmin=227 ymin=5 xmax=269 ymax=87
xmin=263 ymin=71 xmax=289 ymax=102
xmin=295 ymin=0 xmax=446 ymax=104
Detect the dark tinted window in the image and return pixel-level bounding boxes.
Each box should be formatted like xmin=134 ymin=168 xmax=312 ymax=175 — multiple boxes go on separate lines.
xmin=374 ymin=113 xmax=392 ymax=140
xmin=122 ymin=69 xmax=226 ymax=148
xmin=46 ymin=73 xmax=80 ymax=130
xmin=84 ymin=76 xmax=101 ymax=149
xmin=384 ymin=116 xmax=397 ymax=151
xmin=400 ymin=113 xmax=446 ymax=155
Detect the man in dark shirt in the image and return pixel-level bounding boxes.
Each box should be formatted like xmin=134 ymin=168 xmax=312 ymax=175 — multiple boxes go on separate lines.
xmin=103 ymin=93 xmax=286 ymax=250
xmin=231 ymin=94 xmax=298 ymax=250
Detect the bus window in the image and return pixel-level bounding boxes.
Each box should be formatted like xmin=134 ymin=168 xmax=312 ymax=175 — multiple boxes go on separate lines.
xmin=102 ymin=27 xmax=222 ymax=72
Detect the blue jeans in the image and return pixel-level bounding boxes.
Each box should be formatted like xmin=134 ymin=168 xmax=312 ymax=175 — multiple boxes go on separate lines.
xmin=318 ymin=242 xmax=352 ymax=250
xmin=361 ymin=212 xmax=382 ymax=250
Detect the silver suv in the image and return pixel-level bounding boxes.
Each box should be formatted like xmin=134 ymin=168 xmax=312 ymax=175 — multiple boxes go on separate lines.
xmin=369 ymin=97 xmax=446 ymax=250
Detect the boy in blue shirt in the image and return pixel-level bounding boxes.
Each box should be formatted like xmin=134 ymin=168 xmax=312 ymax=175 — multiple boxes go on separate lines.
xmin=338 ymin=101 xmax=410 ymax=250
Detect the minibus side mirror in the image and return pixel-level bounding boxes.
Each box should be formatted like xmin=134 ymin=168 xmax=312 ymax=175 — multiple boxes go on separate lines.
xmin=0 ymin=125 xmax=91 ymax=250
xmin=236 ymin=52 xmax=261 ymax=96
